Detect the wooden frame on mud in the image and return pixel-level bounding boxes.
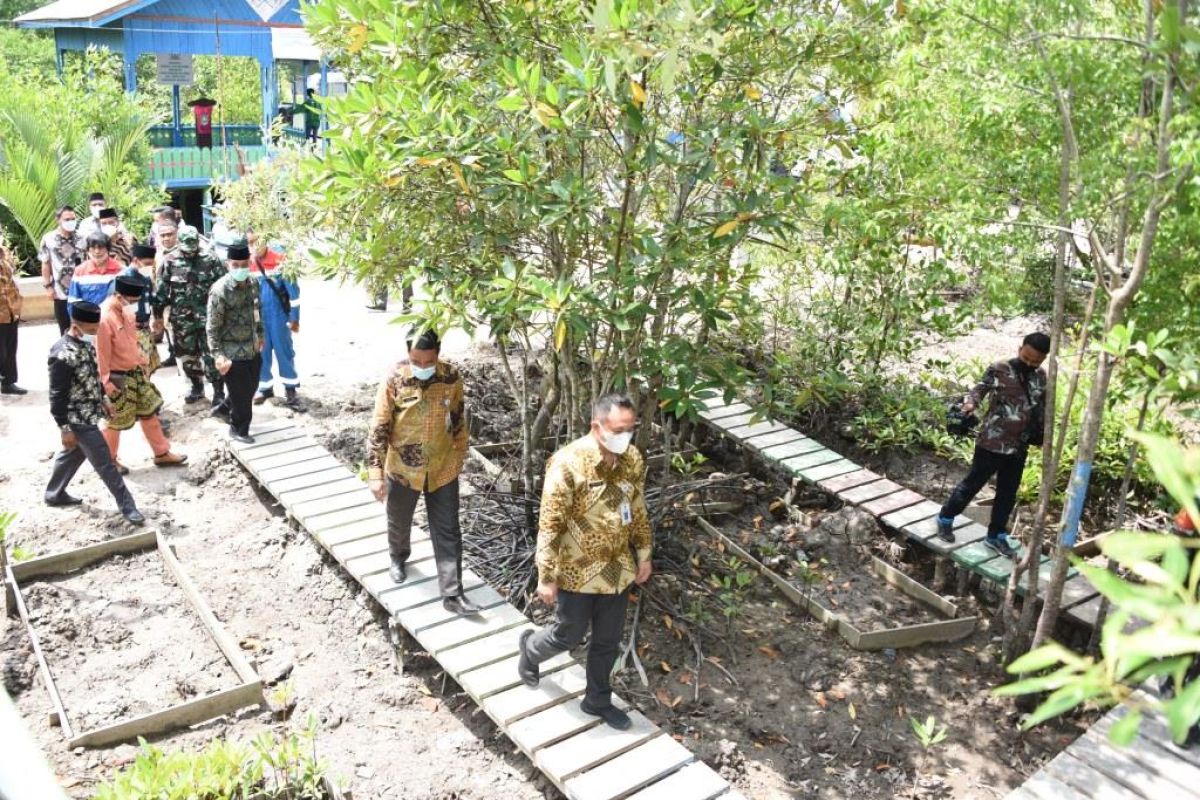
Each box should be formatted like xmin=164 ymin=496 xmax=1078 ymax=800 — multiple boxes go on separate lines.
xmin=4 ymin=529 xmax=263 ymax=749
xmin=695 ymin=517 xmax=978 ymax=650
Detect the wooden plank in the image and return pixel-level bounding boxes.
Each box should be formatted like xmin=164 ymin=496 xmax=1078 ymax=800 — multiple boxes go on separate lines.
xmin=537 ymin=714 xmax=660 ymax=784
xmin=563 ymin=735 xmax=694 ymax=800
xmin=7 ymin=565 xmax=73 ymax=738
xmin=723 ymin=420 xmax=789 ymax=441
xmin=245 ymin=445 xmax=330 ymax=473
xmin=438 ymin=623 xmax=537 ymax=678
xmin=11 ymin=530 xmax=158 ymax=581
xmin=397 ymin=584 xmax=506 ymax=633
xmin=757 ymin=437 xmax=826 ymax=460
xmin=1016 ymin=770 xmax=1090 ymax=800
xmin=697 ymin=394 xmax=741 ymax=410
xmin=156 ymin=532 xmax=259 ymax=685
xmin=1041 ymin=749 xmax=1147 ymax=800
xmin=483 ymin=665 xmax=588 ymax=726
xmin=256 ymin=455 xmax=343 ymax=484
xmin=707 ymin=411 xmax=757 ymax=431
xmin=848 ymin=616 xmax=977 ymax=650
xmin=626 ymin=761 xmax=729 ymax=800
xmin=870 ymin=557 xmax=958 ymax=618
xmin=507 ymin=694 xmax=630 ymax=756
xmin=315 ymin=517 xmax=393 ymax=549
xmin=231 ymin=426 xmax=307 ymax=451
xmin=290 ymin=490 xmax=376 ymax=520
xmin=237 ymin=436 xmax=318 ymax=461
xmin=68 ymin=681 xmax=262 ymax=749
xmin=741 ymin=428 xmax=808 ymax=450
xmin=343 ymin=546 xmax=434 ymax=579
xmin=303 ymin=503 xmax=385 ymax=534
xmin=1046 ymin=573 xmax=1099 ymax=607
xmin=277 ymin=477 xmax=369 ymax=509
xmin=1128 ymin=692 xmax=1200 ymax=770
xmin=818 ymin=469 xmax=882 ymax=494
xmin=778 ymin=449 xmax=842 ymax=472
xmin=331 ymin=533 xmax=389 ymax=563
xmin=1085 ymin=711 xmax=1200 ymax=796
xmin=262 ymin=466 xmax=353 ymax=496
xmin=378 ymin=571 xmax=485 ymax=615
xmin=950 ymin=540 xmax=1002 ymax=570
xmin=416 ymin=603 xmax=528 ymax=654
xmin=241 ymin=418 xmax=297 ymax=440
xmin=880 ymin=501 xmax=942 ymax=531
xmin=861 ymin=489 xmax=925 ymax=517
xmin=903 ymin=515 xmax=971 ymax=541
xmin=697 ymin=403 xmax=753 ymax=422
xmin=838 ymin=479 xmax=903 ymax=505
xmin=1066 ymin=595 xmax=1103 ymax=627
xmin=798 ymin=459 xmax=860 ymax=482
xmin=458 ymin=651 xmax=575 ymax=700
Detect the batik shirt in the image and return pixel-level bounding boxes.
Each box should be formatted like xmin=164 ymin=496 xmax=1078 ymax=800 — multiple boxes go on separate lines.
xmin=969 ymin=358 xmax=1047 ymax=455
xmin=38 ymin=230 xmax=80 ymax=301
xmin=366 ymin=361 xmax=468 ymax=492
xmin=206 ymin=274 xmax=263 ymax=361
xmin=48 ymin=334 xmax=106 ymax=427
xmin=536 ymin=435 xmax=652 ymax=594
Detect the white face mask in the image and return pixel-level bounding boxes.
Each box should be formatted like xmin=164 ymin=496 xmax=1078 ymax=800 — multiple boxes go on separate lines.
xmin=80 ymin=332 xmax=96 ymax=344
xmin=101 ymin=224 xmax=117 ymax=236
xmin=600 ymin=427 xmax=633 ymax=455
xmin=411 ymin=364 xmax=437 ymax=381
xmin=61 ymin=219 xmax=77 ymax=232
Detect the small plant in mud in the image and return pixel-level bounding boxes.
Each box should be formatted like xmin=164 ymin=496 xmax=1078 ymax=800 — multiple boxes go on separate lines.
xmin=711 ymin=556 xmax=756 ymax=630
xmin=670 ymin=451 xmax=709 ymax=479
xmin=793 ymin=557 xmax=822 ymax=605
xmin=909 ymin=714 xmax=948 ymax=750
xmin=268 ymin=679 xmax=297 ymax=720
xmin=94 ymin=716 xmax=332 ymax=799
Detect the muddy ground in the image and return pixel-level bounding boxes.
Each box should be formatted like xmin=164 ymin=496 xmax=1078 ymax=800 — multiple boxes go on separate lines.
xmin=0 ymin=280 xmax=1094 ymax=799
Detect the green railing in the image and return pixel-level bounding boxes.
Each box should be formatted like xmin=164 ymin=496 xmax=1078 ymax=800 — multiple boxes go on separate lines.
xmin=146 ymin=145 xmax=268 ymax=185
xmin=148 ymin=125 xmax=264 ymax=148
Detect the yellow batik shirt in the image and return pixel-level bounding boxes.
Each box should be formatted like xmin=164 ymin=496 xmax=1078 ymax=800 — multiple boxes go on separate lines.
xmin=366 ymin=361 xmax=468 ymax=491
xmin=536 ymin=435 xmax=653 ymax=594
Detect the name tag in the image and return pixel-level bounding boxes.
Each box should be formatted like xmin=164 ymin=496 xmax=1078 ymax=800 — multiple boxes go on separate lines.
xmin=619 ymin=501 xmax=632 ymax=525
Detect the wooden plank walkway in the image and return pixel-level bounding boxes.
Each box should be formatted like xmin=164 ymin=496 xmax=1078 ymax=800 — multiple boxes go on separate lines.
xmin=696 ymin=397 xmax=1098 ymax=619
xmin=230 ymin=420 xmax=744 ymax=800
xmin=1007 ymin=691 xmax=1200 ymax=800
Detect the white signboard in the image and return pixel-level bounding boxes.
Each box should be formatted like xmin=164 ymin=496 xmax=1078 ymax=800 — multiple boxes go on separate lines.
xmin=155 ymin=54 xmax=194 ymax=86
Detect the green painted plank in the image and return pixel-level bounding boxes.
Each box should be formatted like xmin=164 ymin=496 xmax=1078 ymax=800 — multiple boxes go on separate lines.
xmin=838 ymin=479 xmax=902 ymax=505
xmin=698 ymin=404 xmax=754 ymax=422
xmin=799 ymin=459 xmax=860 ymax=482
xmin=778 ymin=449 xmax=841 ymax=472
xmin=758 ymin=437 xmax=826 ymax=460
xmin=723 ymin=420 xmax=790 ymax=441
xmin=950 ymin=540 xmax=1002 ymax=569
xmin=742 ymin=428 xmax=809 ymax=450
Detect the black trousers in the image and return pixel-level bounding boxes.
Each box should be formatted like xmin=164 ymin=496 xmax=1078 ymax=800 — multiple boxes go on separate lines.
xmin=0 ymin=320 xmax=16 ymax=385
xmin=45 ymin=423 xmax=138 ymax=514
xmin=53 ymin=299 xmax=70 ymax=334
xmin=940 ymin=444 xmax=1028 ymax=536
xmin=525 ymin=588 xmax=630 ymax=708
xmin=223 ymin=355 xmax=261 ymax=436
xmin=386 ymin=477 xmax=463 ymax=597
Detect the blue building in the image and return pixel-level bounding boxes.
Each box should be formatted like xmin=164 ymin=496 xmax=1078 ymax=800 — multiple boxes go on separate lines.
xmin=16 ymin=0 xmax=330 ymax=203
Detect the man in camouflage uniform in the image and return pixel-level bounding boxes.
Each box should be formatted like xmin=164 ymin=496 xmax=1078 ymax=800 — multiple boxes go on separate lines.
xmin=935 ymin=332 xmax=1050 ymax=558
xmin=152 ymin=225 xmax=225 ymax=405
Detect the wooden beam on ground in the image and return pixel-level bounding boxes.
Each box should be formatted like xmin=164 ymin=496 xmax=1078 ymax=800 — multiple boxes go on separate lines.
xmin=6 ymin=565 xmax=73 ymax=738
xmin=11 ymin=530 xmax=157 ymax=582
xmin=67 ymin=681 xmax=262 ymax=749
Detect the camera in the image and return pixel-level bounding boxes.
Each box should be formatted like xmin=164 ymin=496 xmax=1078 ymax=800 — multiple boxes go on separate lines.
xmin=945 ymin=403 xmax=978 ymax=438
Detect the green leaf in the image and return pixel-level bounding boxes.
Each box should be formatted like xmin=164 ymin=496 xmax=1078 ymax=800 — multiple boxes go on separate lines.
xmin=1107 ymin=710 xmax=1142 ymax=747
xmin=1006 ymin=643 xmax=1076 ymax=675
xmin=502 ymin=168 xmax=525 ymax=183
xmin=496 ymin=93 xmax=527 ymax=112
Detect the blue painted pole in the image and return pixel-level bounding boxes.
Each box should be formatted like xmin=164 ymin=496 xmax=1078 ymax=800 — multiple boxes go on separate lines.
xmin=1060 ymin=461 xmax=1092 ymax=547
xmin=172 ymin=84 xmax=183 ymax=147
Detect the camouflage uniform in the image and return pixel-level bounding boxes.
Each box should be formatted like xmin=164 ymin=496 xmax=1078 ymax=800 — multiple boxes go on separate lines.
xmin=152 ymin=227 xmax=224 ymax=386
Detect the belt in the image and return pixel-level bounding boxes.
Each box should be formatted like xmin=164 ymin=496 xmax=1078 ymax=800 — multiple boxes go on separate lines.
xmin=109 ymin=369 xmax=129 ymax=376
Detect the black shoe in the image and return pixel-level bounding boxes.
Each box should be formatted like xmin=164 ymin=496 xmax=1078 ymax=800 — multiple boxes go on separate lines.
xmin=160 ymin=354 xmax=177 ymax=368
xmin=124 ymin=509 xmax=145 ymax=526
xmin=443 ymin=595 xmax=483 ymax=616
xmin=184 ymin=379 xmax=205 ymax=404
xmin=984 ymin=533 xmax=1018 ymax=560
xmin=1 ymin=383 xmax=27 ymax=395
xmin=44 ymin=493 xmax=83 ymax=507
xmin=388 ymin=559 xmax=407 ymax=585
xmin=517 ymin=629 xmax=540 ymax=688
xmin=936 ymin=517 xmax=955 ymax=543
xmin=211 ymin=403 xmax=231 ymax=420
xmin=253 ymin=389 xmax=274 ymax=406
xmin=285 ymin=387 xmax=300 ymax=407
xmin=580 ymin=700 xmax=632 ymax=730
xmin=228 ymin=426 xmax=255 ymax=445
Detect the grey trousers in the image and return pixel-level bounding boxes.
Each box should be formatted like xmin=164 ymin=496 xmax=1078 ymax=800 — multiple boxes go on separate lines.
xmin=44 ymin=423 xmax=138 ymax=514
xmin=525 ymin=588 xmax=630 ymax=708
xmin=386 ymin=477 xmax=463 ymax=597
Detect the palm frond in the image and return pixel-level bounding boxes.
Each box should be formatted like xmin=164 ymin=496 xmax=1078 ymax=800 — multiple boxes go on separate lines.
xmin=0 ymin=175 xmax=56 ymax=249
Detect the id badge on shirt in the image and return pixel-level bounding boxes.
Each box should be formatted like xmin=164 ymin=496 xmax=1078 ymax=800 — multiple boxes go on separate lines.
xmin=619 ymin=501 xmax=633 ymax=526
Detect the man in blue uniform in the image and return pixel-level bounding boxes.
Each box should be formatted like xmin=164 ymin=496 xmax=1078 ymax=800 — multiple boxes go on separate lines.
xmin=248 ymin=233 xmax=301 ymax=407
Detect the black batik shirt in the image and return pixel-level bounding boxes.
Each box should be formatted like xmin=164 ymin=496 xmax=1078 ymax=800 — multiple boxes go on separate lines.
xmin=48 ymin=335 xmax=106 ymax=427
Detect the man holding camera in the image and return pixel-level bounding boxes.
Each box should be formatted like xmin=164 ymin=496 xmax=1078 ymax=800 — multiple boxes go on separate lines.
xmin=935 ymin=332 xmax=1050 ymax=558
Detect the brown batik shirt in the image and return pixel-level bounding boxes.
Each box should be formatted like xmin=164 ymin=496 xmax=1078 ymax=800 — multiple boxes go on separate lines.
xmin=969 ymin=358 xmax=1047 ymax=456
xmin=536 ymin=435 xmax=652 ymax=594
xmin=366 ymin=361 xmax=467 ymax=491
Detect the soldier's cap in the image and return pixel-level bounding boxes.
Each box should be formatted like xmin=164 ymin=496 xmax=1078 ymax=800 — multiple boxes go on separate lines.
xmin=177 ymin=226 xmax=200 ymax=250
xmin=71 ymin=301 xmax=101 ymax=323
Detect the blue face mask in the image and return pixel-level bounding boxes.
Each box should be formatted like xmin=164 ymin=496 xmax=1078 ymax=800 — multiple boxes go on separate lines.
xmin=411 ymin=364 xmax=436 ymax=381
xmin=230 ymin=267 xmax=251 ymax=282
xmin=80 ymin=333 xmax=96 ymax=344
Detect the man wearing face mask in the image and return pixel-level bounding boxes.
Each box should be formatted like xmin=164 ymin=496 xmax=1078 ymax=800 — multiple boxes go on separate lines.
xmin=935 ymin=332 xmax=1050 ymax=557
xmin=153 ymin=225 xmax=225 ymax=405
xmin=76 ymin=192 xmax=109 ymax=240
xmin=67 ymin=233 xmax=123 ymax=311
xmin=366 ymin=328 xmax=478 ymax=614
xmin=516 ymin=393 xmax=653 ymax=731
xmin=45 ymin=300 xmax=145 ymax=526
xmin=206 ymin=243 xmax=263 ymax=444
xmin=95 ymin=275 xmax=187 ymax=473
xmin=96 ymin=208 xmax=136 ymax=266
xmin=39 ymin=206 xmax=82 ymax=334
